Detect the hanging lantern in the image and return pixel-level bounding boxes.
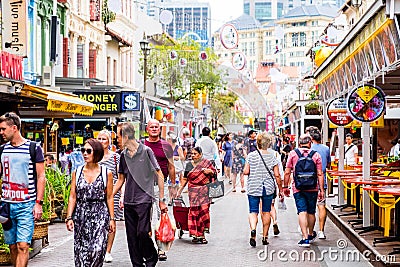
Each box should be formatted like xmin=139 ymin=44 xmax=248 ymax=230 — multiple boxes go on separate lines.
xmin=155 ymin=106 xmax=163 ymax=121
xmin=315 ymin=47 xmax=333 ymax=67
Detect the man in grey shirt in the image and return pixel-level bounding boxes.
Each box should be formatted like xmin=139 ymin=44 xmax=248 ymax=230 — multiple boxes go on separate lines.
xmin=196 ymin=127 xmax=221 ymax=171
xmin=113 ymin=122 xmax=166 ymax=267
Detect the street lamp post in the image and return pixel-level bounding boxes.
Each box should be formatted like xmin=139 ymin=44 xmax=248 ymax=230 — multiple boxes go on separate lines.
xmin=139 ymin=39 xmax=151 ymax=94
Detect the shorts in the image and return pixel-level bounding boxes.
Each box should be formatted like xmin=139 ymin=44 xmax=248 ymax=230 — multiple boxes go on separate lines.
xmin=248 ymin=193 xmax=274 ymax=213
xmin=4 ymin=201 xmax=36 ymax=244
xmin=293 ymin=191 xmax=318 ymax=214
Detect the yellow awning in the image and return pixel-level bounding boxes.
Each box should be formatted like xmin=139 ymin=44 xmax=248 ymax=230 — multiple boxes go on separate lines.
xmin=21 ymin=84 xmax=94 ymax=116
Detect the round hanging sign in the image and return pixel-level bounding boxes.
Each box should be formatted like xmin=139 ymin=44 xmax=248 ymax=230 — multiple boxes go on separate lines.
xmin=232 ymin=52 xmax=246 ymax=70
xmin=220 ymin=24 xmax=239 ymax=49
xmin=327 ymin=97 xmax=353 ymax=126
xmin=347 ymin=84 xmax=385 ymax=122
xmin=169 ymin=50 xmax=178 ymax=60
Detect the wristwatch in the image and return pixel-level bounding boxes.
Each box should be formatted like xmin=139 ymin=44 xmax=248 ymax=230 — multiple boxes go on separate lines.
xmin=160 ymin=198 xmax=167 ymax=203
xmin=36 ymin=199 xmax=43 ymax=205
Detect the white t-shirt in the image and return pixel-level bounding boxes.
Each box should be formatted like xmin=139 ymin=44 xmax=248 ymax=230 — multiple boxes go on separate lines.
xmin=344 ymin=143 xmax=358 ymax=165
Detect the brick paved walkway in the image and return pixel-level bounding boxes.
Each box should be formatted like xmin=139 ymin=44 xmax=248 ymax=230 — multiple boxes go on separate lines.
xmin=19 ymin=180 xmax=372 ymax=266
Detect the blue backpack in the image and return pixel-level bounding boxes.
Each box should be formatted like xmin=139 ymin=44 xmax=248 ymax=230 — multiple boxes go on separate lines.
xmin=294 ymin=149 xmax=317 ymax=190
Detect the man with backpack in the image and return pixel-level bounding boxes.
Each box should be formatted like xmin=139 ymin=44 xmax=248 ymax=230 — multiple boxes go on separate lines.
xmin=0 ymin=112 xmax=45 ymax=266
xmin=283 ymin=134 xmax=324 ymax=247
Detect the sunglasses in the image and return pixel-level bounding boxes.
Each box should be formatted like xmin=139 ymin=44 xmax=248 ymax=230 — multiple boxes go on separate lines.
xmin=80 ymin=148 xmax=92 ymax=154
xmin=3 ymin=112 xmax=19 ymax=126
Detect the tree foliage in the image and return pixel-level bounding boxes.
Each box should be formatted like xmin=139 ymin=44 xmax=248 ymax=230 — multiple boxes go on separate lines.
xmin=144 ymin=38 xmax=225 ymax=103
xmin=209 ymin=92 xmax=241 ymax=124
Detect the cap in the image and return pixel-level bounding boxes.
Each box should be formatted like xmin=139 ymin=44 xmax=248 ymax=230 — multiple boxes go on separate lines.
xmin=248 ymin=130 xmax=257 ymax=137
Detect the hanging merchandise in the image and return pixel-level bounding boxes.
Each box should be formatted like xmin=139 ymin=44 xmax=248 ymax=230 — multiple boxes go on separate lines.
xmin=220 ymin=24 xmax=239 ymax=49
xmin=155 ymin=106 xmax=164 ymax=121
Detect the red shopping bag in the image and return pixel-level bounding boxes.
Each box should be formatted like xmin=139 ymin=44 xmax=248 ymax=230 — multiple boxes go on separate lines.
xmin=155 ymin=213 xmax=175 ymax=242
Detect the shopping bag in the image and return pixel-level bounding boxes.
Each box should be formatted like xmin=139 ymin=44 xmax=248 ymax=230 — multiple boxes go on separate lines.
xmin=277 ymin=197 xmax=287 ymax=210
xmin=155 ymin=213 xmax=176 ymax=243
xmin=207 ymin=180 xmax=224 ymax=198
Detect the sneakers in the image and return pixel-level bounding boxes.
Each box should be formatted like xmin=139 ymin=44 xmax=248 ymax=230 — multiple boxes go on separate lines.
xmin=273 ymin=224 xmax=280 ymax=235
xmin=104 ymin=253 xmax=113 ymax=263
xmin=317 ymin=231 xmax=326 ymax=239
xmin=308 ymin=231 xmax=317 ymax=243
xmin=249 ymin=229 xmax=256 ymax=247
xmin=298 ymin=239 xmax=310 ymax=247
xmin=158 ymin=250 xmax=167 ymax=261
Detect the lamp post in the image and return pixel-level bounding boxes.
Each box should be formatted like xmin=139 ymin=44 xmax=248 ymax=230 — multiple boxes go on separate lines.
xmin=139 ymin=39 xmax=151 ymax=94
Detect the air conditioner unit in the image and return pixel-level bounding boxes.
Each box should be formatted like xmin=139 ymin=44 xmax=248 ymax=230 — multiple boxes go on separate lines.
xmin=42 ymin=66 xmax=51 ymax=86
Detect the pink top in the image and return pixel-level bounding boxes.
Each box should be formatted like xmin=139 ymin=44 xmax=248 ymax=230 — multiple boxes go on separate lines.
xmin=286 ymin=148 xmax=322 ymax=193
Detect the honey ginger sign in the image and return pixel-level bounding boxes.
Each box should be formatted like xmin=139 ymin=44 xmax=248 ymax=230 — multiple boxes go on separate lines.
xmin=327 ymin=98 xmax=353 ymax=126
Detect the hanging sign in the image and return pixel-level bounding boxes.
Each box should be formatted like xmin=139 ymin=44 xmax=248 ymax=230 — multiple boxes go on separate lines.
xmin=347 ymin=84 xmax=385 ymax=122
xmin=179 ymin=58 xmax=187 ymax=67
xmin=220 ymin=24 xmax=239 ymax=49
xmin=169 ymin=50 xmax=178 ymax=60
xmin=232 ymin=52 xmax=246 ymax=70
xmin=327 ymin=97 xmax=353 ymax=126
xmin=199 ymin=51 xmax=208 ymax=61
xmin=121 ymin=92 xmax=140 ymax=111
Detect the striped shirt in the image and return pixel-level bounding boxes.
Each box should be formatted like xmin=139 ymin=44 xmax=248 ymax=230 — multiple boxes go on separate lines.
xmin=246 ymin=150 xmax=278 ymax=196
xmin=1 ymin=141 xmax=44 ymax=202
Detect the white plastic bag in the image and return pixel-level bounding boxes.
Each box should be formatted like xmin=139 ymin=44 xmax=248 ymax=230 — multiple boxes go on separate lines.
xmin=277 ymin=197 xmax=287 ymax=210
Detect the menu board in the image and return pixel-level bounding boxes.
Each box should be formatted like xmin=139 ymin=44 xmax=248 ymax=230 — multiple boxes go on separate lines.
xmin=347 ymin=84 xmax=385 ymax=122
xmin=327 ymin=98 xmax=353 ymax=126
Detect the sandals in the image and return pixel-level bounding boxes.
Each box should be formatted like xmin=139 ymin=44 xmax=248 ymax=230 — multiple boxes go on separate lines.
xmin=249 ymin=229 xmax=256 ymax=247
xmin=192 ymin=236 xmax=208 ymax=244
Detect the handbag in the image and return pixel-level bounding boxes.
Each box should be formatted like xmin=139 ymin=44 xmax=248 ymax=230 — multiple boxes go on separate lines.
xmin=0 ymin=201 xmax=12 ymax=230
xmin=255 ymin=148 xmax=277 ymax=198
xmin=207 ymin=180 xmax=224 ymax=198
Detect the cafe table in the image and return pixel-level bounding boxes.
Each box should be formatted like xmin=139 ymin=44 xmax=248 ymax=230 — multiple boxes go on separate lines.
xmin=373 ymin=187 xmax=400 ymax=246
xmin=329 ymin=172 xmax=363 ymax=211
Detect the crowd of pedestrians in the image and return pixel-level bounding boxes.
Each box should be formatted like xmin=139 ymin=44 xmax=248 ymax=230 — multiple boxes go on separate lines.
xmin=0 ymin=112 xmax=336 ymax=266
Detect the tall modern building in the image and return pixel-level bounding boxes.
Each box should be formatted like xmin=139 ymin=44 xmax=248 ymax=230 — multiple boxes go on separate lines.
xmin=147 ymin=0 xmax=212 ymax=46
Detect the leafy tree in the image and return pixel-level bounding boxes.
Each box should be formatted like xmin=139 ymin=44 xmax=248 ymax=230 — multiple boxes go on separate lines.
xmin=102 ymin=0 xmax=116 ymax=29
xmin=144 ymin=38 xmax=225 ymax=103
xmin=209 ymin=92 xmax=242 ymax=125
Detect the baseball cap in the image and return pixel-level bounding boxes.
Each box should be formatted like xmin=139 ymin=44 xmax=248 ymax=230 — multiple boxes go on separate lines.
xmin=248 ymin=130 xmax=257 ymax=137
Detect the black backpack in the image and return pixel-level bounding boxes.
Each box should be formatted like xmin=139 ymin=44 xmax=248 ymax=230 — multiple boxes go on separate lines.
xmin=294 ymin=149 xmax=317 ymax=190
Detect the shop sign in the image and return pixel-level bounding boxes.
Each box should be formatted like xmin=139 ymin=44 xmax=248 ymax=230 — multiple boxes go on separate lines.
xmin=121 ymin=92 xmax=140 ymax=111
xmin=75 ymin=92 xmax=121 ymax=114
xmin=1 ymin=0 xmax=27 ymax=57
xmin=347 ymin=84 xmax=385 ymax=122
xmin=327 ymin=98 xmax=353 ymax=126
xmin=0 ymin=51 xmax=23 ymax=80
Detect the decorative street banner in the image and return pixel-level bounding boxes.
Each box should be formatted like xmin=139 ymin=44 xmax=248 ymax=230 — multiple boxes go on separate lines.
xmin=327 ymin=97 xmax=353 ymax=126
xmin=347 ymin=84 xmax=385 ymax=122
xmin=232 ymin=52 xmax=246 ymax=70
xmin=220 ymin=24 xmax=239 ymax=49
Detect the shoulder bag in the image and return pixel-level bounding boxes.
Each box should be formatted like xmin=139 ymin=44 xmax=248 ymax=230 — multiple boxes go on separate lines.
xmin=255 ymin=148 xmax=277 ymax=198
xmin=206 ymin=168 xmax=224 ymax=199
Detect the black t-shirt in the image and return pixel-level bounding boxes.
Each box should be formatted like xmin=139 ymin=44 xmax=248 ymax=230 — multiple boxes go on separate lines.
xmin=245 ymin=138 xmax=257 ymax=153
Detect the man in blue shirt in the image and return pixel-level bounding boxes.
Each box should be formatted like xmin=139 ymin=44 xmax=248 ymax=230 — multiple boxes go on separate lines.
xmin=310 ymin=130 xmax=331 ymax=239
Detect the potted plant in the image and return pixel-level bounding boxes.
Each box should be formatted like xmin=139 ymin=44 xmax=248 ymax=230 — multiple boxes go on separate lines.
xmin=305 ymin=101 xmax=321 ymax=115
xmin=44 ymin=168 xmax=71 ymax=221
xmin=32 ymin=176 xmax=52 ymax=240
xmin=0 ymin=225 xmax=11 ymax=265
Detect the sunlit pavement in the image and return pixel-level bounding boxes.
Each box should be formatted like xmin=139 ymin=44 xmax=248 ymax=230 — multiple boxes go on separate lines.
xmin=25 ymin=180 xmax=372 ymax=267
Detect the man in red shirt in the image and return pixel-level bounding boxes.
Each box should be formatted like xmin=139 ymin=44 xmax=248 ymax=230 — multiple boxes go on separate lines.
xmin=283 ymin=134 xmax=324 ymax=247
xmin=145 ymin=119 xmax=176 ymax=261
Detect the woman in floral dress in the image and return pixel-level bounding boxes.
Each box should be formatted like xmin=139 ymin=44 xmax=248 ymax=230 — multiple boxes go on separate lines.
xmin=66 ymin=138 xmax=116 ymax=266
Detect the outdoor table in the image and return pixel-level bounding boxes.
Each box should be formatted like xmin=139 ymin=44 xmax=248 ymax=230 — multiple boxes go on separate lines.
xmin=357 ymin=185 xmax=385 ymax=234
xmin=373 ymin=187 xmax=400 ymax=246
xmin=331 ymin=173 xmax=362 ymax=211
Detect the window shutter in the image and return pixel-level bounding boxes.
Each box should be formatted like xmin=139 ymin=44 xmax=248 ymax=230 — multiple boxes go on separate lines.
xmin=89 ymin=49 xmax=97 ymax=79
xmin=63 ymin=38 xmax=68 ymax=77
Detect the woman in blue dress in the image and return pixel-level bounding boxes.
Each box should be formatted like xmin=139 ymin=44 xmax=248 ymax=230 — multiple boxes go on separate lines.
xmin=222 ymin=133 xmax=233 ymax=182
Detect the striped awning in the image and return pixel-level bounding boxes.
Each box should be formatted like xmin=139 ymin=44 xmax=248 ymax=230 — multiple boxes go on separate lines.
xmin=21 ymin=84 xmax=94 ymax=116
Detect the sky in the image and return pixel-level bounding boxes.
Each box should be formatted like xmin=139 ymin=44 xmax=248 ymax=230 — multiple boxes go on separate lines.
xmin=198 ymin=0 xmax=243 ymax=32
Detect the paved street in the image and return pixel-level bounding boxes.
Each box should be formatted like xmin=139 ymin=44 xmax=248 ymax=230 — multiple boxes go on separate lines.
xmin=23 ymin=182 xmax=372 ymax=267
